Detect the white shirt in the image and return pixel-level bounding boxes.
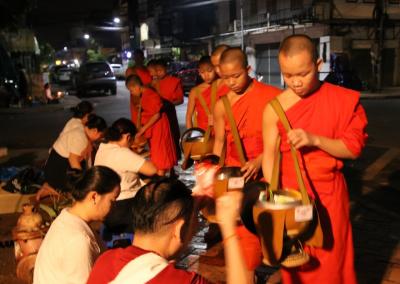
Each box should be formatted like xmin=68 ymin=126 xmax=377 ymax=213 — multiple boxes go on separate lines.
xmin=61 ymin=118 xmax=84 ymax=135
xmin=94 ymin=143 xmax=145 ymax=200
xmin=33 ymin=209 xmax=100 ymax=284
xmin=53 ymin=127 xmax=88 ymax=158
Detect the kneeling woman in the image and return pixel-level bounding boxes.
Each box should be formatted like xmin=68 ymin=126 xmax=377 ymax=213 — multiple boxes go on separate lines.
xmin=36 ymin=114 xmax=107 ymax=200
xmin=94 ymin=118 xmax=157 ymax=234
xmin=34 ymin=166 xmax=121 ymax=284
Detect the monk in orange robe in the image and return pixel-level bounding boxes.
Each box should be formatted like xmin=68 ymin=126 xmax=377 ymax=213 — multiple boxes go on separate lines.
xmin=126 ymin=75 xmax=177 ymax=176
xmin=213 ymin=47 xmax=281 ymax=280
xmin=125 ymin=49 xmax=152 ymax=85
xmin=153 ymin=60 xmax=183 ymax=161
xmin=211 ymin=44 xmax=231 ymax=99
xmin=186 ymin=56 xmax=218 ymax=130
xmin=262 ymin=35 xmax=367 ymax=284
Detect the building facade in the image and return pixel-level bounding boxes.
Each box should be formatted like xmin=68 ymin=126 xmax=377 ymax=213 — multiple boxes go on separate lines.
xmin=207 ymin=0 xmax=400 ymax=89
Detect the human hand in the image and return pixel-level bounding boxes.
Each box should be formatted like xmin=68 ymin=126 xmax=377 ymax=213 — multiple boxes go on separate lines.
xmin=240 ymin=158 xmax=261 ymax=182
xmin=216 ymin=191 xmax=243 ymax=234
xmin=35 ymin=185 xmax=60 ymax=202
xmin=287 ymin=128 xmax=319 ymax=149
xmin=135 ymin=131 xmax=144 ymax=141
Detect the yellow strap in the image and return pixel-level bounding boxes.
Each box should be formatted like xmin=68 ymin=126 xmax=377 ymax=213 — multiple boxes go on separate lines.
xmin=270 ymin=136 xmax=281 ymax=192
xmin=194 ymin=86 xmax=213 ymax=143
xmin=269 ymin=98 xmax=310 ymax=205
xmin=195 ymin=86 xmax=211 ymax=116
xmin=221 ymin=96 xmax=246 ymax=167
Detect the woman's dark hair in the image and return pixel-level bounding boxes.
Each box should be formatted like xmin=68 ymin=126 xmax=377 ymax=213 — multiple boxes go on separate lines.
xmin=132 ymin=178 xmax=195 ymax=238
xmin=85 ymin=114 xmax=107 ymax=132
xmin=125 ymin=74 xmax=143 ymax=87
xmin=71 ymin=166 xmax=120 ymax=201
xmin=70 ymin=101 xmax=93 ymax=118
xmin=105 ymin=118 xmax=137 ymax=142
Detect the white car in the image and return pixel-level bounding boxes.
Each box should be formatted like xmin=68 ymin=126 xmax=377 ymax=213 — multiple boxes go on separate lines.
xmin=110 ymin=63 xmax=127 ymax=79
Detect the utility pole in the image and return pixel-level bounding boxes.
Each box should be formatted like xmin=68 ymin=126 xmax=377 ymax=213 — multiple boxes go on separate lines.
xmin=240 ymin=0 xmax=244 ymax=50
xmin=372 ymin=0 xmax=385 ymax=91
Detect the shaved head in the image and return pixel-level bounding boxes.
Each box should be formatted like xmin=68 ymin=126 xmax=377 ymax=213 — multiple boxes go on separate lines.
xmin=211 ymin=44 xmax=230 ymax=77
xmin=279 ymin=34 xmax=318 ymax=62
xmin=211 ymin=44 xmax=230 ymax=58
xmin=220 ymin=47 xmax=248 ymax=69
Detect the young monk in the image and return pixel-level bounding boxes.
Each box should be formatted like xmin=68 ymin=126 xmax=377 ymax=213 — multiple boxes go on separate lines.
xmin=186 ymin=55 xmax=218 ymax=130
xmin=153 ymin=59 xmax=183 ymax=161
xmin=146 ymin=59 xmax=158 ymax=81
xmin=126 ymin=75 xmax=177 ymax=176
xmin=125 ymin=49 xmax=152 ymax=86
xmin=213 ymin=47 xmax=281 ymax=281
xmin=262 ymin=34 xmax=367 ymax=283
xmin=210 ymin=44 xmax=230 ymax=97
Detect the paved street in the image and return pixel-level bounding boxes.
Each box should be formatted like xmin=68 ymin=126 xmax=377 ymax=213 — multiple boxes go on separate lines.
xmin=0 ymin=82 xmax=400 ymax=283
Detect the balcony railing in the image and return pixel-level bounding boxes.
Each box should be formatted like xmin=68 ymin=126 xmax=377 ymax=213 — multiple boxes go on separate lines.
xmin=231 ymin=5 xmax=316 ymax=31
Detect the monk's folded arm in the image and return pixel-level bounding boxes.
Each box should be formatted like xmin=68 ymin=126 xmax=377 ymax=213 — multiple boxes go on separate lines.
xmin=313 ymin=135 xmax=358 ymax=160
xmin=212 ymin=100 xmax=226 ymax=157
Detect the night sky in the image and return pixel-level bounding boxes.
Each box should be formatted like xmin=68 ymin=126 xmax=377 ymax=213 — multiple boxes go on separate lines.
xmin=30 ymin=0 xmax=118 ymax=49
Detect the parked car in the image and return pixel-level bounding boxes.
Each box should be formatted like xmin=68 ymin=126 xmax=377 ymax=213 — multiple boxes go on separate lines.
xmin=176 ymin=61 xmax=200 ymax=93
xmin=75 ymin=61 xmax=117 ymax=96
xmin=50 ymin=65 xmax=74 ymax=84
xmin=110 ymin=63 xmax=127 ymax=79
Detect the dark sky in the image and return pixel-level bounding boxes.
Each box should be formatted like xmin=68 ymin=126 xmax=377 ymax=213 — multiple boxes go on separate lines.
xmin=30 ymin=0 xmax=119 ymax=49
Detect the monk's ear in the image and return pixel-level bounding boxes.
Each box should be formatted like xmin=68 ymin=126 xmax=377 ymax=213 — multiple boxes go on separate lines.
xmin=316 ymin=58 xmax=323 ymax=72
xmin=246 ymin=65 xmax=251 ymax=74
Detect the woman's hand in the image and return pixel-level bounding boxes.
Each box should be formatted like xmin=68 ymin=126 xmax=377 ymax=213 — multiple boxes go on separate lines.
xmin=216 ymin=191 xmax=242 ymax=234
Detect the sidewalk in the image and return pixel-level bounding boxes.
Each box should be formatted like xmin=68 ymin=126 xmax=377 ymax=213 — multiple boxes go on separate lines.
xmin=0 ymin=94 xmax=81 ymax=114
xmin=361 ymin=87 xmax=400 ymax=99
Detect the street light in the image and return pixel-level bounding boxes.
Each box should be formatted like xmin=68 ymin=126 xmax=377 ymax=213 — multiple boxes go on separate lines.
xmin=113 ymin=17 xmax=121 ymax=24
xmin=83 ymin=33 xmax=90 ymax=40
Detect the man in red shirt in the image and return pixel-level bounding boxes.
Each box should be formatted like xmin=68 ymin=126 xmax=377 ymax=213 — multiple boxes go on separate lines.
xmin=87 ymin=179 xmax=250 ymax=284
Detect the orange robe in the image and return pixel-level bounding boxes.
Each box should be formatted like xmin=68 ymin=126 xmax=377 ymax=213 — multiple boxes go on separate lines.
xmin=194 ymin=84 xmax=219 ymax=131
xmin=130 ymin=88 xmax=177 ymax=171
xmin=223 ymin=79 xmax=281 ymax=166
xmin=158 ymin=75 xmax=184 ymax=103
xmin=157 ymin=76 xmax=183 ymax=160
xmin=222 ymin=79 xmax=281 ymax=270
xmin=126 ymin=66 xmax=152 ymax=85
xmin=278 ymin=83 xmax=367 ymax=284
xmin=216 ymin=82 xmax=230 ymax=98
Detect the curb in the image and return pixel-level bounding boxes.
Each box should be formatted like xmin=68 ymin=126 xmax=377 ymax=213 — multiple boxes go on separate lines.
xmin=0 ymin=96 xmax=81 ymax=114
